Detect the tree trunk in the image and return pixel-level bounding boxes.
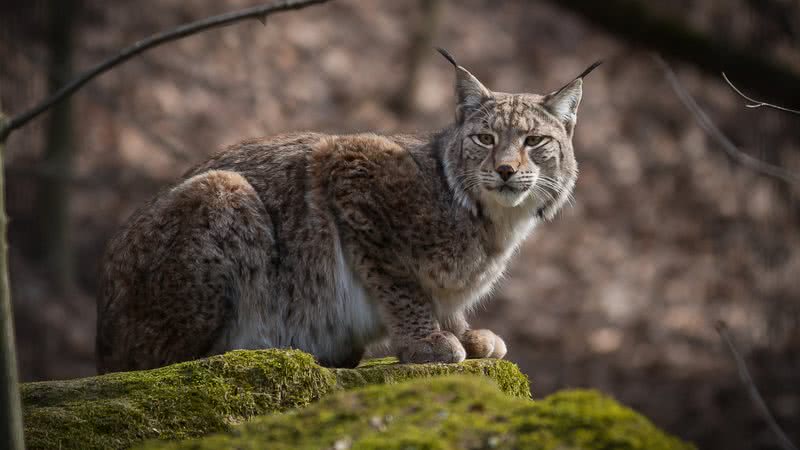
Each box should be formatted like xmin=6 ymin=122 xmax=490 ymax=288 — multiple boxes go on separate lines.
xmin=34 ymin=0 xmax=77 ymax=292
xmin=0 ymin=113 xmax=25 ymax=450
xmin=393 ymin=0 xmax=443 ymax=115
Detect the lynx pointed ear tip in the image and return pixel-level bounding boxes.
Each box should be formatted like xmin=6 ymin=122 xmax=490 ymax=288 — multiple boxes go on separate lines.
xmin=435 ymin=47 xmax=459 ymax=68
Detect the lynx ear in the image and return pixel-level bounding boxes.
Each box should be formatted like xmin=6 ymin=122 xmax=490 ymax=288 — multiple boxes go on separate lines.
xmin=544 ymin=60 xmax=602 ymax=135
xmin=436 ymin=47 xmax=492 ymax=123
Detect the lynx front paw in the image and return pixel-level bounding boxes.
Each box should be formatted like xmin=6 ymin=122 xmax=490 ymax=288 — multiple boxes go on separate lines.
xmin=398 ymin=331 xmax=467 ymax=364
xmin=461 ymin=329 xmax=507 ymax=359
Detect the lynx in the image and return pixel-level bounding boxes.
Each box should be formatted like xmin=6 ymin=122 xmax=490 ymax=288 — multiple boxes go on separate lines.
xmin=96 ymin=49 xmax=599 ymax=373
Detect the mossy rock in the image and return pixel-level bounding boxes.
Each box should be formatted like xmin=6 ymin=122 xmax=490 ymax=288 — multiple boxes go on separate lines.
xmin=140 ymin=375 xmax=693 ymax=450
xmin=22 ymin=349 xmax=529 ymax=450
xmin=335 ymin=357 xmax=530 ymax=399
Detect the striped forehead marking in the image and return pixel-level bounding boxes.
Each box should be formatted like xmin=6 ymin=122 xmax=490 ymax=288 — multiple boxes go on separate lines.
xmin=490 ymin=96 xmax=550 ymax=131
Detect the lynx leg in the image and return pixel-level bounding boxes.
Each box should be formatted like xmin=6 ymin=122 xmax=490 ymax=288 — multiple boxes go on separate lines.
xmin=355 ymin=262 xmax=465 ymax=364
xmin=97 ymin=170 xmax=272 ymax=373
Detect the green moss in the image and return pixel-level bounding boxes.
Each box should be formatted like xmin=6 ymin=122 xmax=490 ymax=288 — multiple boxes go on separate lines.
xmin=138 ymin=376 xmax=694 ymax=450
xmin=22 ymin=350 xmax=335 ymax=450
xmin=338 ymin=357 xmax=531 ymax=399
xmin=22 ymin=350 xmax=528 ymax=450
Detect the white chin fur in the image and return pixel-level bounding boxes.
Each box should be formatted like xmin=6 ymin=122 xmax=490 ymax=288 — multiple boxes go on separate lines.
xmin=484 ymin=188 xmax=529 ymax=208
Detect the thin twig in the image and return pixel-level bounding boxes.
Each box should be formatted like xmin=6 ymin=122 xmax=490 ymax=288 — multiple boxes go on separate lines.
xmin=722 ymin=73 xmax=800 ymax=115
xmin=653 ymin=55 xmax=800 ymax=186
xmin=715 ymin=321 xmax=798 ymax=450
xmin=0 ymin=0 xmax=330 ymax=141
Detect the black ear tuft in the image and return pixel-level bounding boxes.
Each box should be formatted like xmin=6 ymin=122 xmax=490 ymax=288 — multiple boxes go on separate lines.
xmin=435 ymin=47 xmax=459 ymax=68
xmin=577 ymin=60 xmax=603 ymax=80
xmin=436 ymin=47 xmax=492 ymax=123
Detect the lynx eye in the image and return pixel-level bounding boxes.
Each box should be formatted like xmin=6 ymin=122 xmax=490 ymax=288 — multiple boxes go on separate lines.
xmin=524 ymin=136 xmax=550 ymax=149
xmin=471 ymin=134 xmax=495 ymax=147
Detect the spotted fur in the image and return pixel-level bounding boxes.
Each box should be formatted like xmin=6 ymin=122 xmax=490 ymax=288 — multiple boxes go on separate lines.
xmin=96 ymin=51 xmax=598 ymax=372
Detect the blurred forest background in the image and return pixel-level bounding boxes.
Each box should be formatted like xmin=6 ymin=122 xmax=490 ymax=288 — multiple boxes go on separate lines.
xmin=1 ymin=1 xmax=799 ymax=449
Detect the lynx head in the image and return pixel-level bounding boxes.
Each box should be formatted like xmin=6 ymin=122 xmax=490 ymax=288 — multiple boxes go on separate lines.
xmin=438 ymin=48 xmax=600 ymax=220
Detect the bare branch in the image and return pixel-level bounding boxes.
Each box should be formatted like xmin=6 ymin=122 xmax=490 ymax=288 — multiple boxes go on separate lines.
xmin=546 ymin=0 xmax=800 ymax=108
xmin=0 ymin=0 xmax=330 ymax=142
xmin=715 ymin=321 xmax=798 ymax=450
xmin=722 ymin=73 xmax=800 ymax=115
xmin=653 ymin=56 xmax=800 ymax=186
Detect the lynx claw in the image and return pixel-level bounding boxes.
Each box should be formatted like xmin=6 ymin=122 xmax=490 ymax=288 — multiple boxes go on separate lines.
xmin=461 ymin=329 xmax=507 ymax=359
xmin=398 ymin=331 xmax=466 ymax=364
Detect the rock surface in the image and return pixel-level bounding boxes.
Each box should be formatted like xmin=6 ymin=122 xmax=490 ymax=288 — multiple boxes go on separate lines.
xmin=140 ymin=376 xmax=694 ymax=450
xmin=21 ymin=349 xmax=529 ymax=450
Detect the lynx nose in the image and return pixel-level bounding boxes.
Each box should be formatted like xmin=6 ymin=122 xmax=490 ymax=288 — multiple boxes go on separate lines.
xmin=495 ymin=165 xmax=516 ymax=181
